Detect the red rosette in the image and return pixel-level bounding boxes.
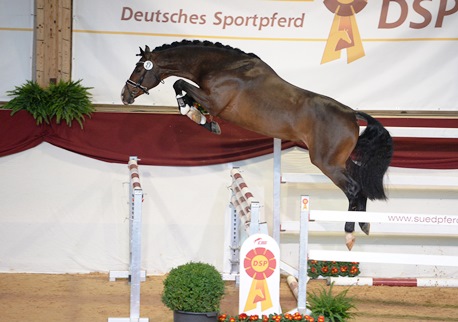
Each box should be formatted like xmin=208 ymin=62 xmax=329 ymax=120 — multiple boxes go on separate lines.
xmin=323 ymin=0 xmax=367 ymax=16
xmin=243 ymin=247 xmax=276 ymax=280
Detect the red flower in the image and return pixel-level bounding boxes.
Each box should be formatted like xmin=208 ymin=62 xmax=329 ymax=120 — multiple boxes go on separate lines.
xmin=321 ymin=266 xmax=329 ymax=274
xmin=350 ymin=266 xmax=359 ymax=275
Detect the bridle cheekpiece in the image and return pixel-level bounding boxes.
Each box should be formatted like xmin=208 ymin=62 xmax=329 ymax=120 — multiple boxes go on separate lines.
xmin=125 ymin=59 xmax=154 ymax=95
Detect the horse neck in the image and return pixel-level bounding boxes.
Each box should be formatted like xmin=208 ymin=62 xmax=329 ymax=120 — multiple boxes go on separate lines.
xmin=156 ymin=47 xmax=234 ymax=81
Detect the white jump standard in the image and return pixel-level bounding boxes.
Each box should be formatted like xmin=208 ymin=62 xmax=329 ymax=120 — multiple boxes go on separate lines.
xmin=224 ymin=168 xmax=267 ymax=281
xmin=108 ymin=156 xmax=149 ymax=322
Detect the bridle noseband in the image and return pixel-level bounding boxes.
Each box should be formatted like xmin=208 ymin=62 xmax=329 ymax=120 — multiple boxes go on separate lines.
xmin=125 ymin=60 xmax=152 ymax=96
xmin=124 ymin=57 xmax=165 ymax=101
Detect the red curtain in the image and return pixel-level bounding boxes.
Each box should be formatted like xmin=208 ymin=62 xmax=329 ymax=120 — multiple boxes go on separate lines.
xmin=1 ymin=110 xmax=457 ymax=169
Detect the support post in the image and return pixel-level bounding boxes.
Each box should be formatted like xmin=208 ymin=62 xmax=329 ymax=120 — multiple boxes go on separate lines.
xmin=35 ymin=0 xmax=72 ymax=86
xmin=297 ymin=196 xmax=310 ymax=313
xmin=108 ymin=156 xmax=149 ymax=322
xmin=273 ymin=138 xmax=282 ymax=244
xmin=129 ymin=184 xmax=143 ymax=320
xmin=248 ymin=201 xmax=260 ymax=235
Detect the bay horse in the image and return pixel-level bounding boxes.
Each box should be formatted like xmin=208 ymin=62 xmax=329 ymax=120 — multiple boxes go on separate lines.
xmin=121 ymin=40 xmax=393 ymax=250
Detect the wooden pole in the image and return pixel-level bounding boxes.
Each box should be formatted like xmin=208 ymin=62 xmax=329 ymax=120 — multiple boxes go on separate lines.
xmin=35 ymin=0 xmax=72 ymax=87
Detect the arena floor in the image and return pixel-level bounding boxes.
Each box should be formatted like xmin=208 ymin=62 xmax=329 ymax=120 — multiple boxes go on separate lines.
xmin=1 ymin=273 xmax=457 ymax=321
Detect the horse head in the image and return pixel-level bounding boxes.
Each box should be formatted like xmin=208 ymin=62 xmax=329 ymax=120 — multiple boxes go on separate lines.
xmin=121 ymin=45 xmax=162 ymax=105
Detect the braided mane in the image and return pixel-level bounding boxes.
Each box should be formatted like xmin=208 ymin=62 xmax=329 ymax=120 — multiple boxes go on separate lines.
xmin=153 ymin=39 xmax=260 ymax=59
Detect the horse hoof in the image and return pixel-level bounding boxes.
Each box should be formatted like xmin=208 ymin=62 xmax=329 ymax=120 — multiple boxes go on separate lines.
xmin=209 ymin=121 xmax=221 ymax=135
xmin=202 ymin=121 xmax=221 ymax=135
xmin=359 ymin=222 xmax=370 ymax=235
xmin=345 ymin=233 xmax=355 ymax=251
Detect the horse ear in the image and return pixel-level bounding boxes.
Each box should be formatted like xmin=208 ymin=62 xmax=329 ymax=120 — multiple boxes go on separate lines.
xmin=138 ymin=46 xmax=144 ymax=56
xmin=145 ymin=45 xmax=151 ymax=53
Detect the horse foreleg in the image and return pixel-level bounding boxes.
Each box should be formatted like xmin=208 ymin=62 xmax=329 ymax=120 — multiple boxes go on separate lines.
xmin=173 ymin=79 xmax=211 ymax=108
xmin=173 ymin=80 xmax=195 ymax=115
xmin=172 ymin=79 xmax=221 ymax=134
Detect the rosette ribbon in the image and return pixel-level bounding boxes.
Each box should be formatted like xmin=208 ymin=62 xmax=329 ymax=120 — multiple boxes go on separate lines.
xmin=243 ymin=247 xmax=276 ymax=312
xmin=321 ymin=0 xmax=367 ymax=64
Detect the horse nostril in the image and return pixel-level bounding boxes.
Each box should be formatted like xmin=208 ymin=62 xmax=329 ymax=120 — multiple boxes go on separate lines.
xmin=121 ymin=87 xmax=131 ymax=105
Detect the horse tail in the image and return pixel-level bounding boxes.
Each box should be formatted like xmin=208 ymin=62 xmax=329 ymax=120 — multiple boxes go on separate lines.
xmin=350 ymin=111 xmax=393 ymax=200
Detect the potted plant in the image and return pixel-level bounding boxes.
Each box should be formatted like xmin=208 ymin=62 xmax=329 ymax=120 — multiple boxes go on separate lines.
xmin=47 ymin=79 xmax=94 ymax=128
xmin=306 ymin=282 xmax=357 ymax=321
xmin=162 ymin=261 xmax=225 ymax=322
xmin=2 ymin=79 xmax=94 ymax=128
xmin=2 ymin=80 xmax=50 ymax=125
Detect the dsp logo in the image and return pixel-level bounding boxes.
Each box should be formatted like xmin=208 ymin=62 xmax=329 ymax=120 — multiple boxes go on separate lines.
xmin=379 ymin=0 xmax=458 ymax=29
xmin=321 ymin=0 xmax=458 ymax=64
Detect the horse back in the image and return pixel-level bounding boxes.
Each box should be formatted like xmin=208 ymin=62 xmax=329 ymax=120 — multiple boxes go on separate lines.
xmin=199 ymin=56 xmax=359 ymax=148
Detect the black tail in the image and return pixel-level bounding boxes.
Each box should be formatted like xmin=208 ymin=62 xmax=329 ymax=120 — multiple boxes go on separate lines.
xmin=350 ymin=112 xmax=393 ymax=200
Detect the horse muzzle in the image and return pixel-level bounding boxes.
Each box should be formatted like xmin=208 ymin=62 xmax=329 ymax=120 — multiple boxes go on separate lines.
xmin=121 ymin=79 xmax=151 ymax=105
xmin=120 ymin=85 xmax=135 ymax=105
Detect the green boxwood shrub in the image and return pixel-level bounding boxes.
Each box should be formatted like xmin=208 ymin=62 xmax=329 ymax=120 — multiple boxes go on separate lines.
xmin=162 ymin=262 xmax=225 ymax=313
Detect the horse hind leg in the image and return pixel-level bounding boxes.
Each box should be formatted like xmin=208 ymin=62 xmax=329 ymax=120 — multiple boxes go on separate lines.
xmin=343 ymin=175 xmax=361 ymax=250
xmin=346 ymin=160 xmax=370 ymax=235
xmin=321 ymin=166 xmax=370 ymax=250
xmin=309 ymin=129 xmax=366 ymax=250
xmin=357 ymin=196 xmax=369 ymax=235
xmin=314 ymin=161 xmax=361 ymax=250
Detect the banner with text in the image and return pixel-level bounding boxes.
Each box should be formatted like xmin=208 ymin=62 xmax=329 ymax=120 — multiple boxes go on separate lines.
xmin=72 ymin=0 xmax=458 ymax=110
xmin=0 ymin=1 xmax=34 ymax=102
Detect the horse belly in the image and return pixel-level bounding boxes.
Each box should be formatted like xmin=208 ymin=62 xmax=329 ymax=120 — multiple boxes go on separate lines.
xmin=219 ymin=100 xmax=308 ymax=144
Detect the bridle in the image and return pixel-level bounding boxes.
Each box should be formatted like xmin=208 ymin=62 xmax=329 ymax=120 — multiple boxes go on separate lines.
xmin=124 ymin=59 xmax=164 ymax=100
xmin=125 ymin=60 xmax=152 ymax=96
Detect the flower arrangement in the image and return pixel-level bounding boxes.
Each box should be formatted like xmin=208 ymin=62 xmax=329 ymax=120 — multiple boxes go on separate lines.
xmin=218 ymin=312 xmax=325 ymax=322
xmin=308 ymin=260 xmax=360 ymax=279
xmin=219 ymin=281 xmax=356 ymax=322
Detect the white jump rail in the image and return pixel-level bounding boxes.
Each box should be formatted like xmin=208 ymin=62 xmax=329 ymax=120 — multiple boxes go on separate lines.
xmin=280 ymin=172 xmax=458 ymax=188
xmin=279 ymin=170 xmax=458 ymax=236
xmin=307 ymin=209 xmax=458 ymax=267
xmin=292 ymin=195 xmax=458 ymax=312
xmin=108 ymin=156 xmax=149 ymax=322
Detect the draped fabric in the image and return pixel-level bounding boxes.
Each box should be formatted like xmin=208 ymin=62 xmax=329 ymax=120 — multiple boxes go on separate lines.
xmin=1 ymin=110 xmax=457 ymax=169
